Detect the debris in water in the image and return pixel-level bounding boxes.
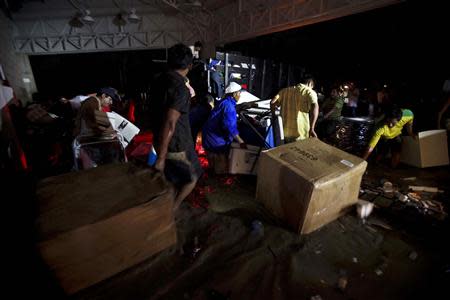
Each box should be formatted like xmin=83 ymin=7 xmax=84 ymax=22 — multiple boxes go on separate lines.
xmin=409 ymin=185 xmax=442 ymax=193
xmin=357 ymin=199 xmax=374 ymax=221
xmin=338 ymin=277 xmax=348 ymax=291
xmin=409 ymin=251 xmax=418 ymax=261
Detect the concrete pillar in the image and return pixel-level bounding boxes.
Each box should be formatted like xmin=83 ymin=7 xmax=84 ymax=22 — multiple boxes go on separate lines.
xmin=0 ymin=13 xmax=37 ymax=104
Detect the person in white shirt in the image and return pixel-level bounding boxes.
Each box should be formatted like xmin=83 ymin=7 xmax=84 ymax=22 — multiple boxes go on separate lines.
xmin=60 ymin=93 xmax=96 ymax=112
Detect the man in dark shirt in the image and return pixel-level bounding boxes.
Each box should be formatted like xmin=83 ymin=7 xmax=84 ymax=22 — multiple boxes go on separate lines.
xmin=151 ymin=43 xmax=202 ymax=209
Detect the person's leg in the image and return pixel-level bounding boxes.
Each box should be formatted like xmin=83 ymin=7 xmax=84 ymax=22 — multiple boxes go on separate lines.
xmin=323 ymin=120 xmax=338 ymax=142
xmin=374 ymin=139 xmax=388 ymax=164
xmin=391 ymin=151 xmax=401 ymax=168
xmin=173 ymin=177 xmax=199 ymax=209
xmin=170 ymin=148 xmax=203 ymax=209
xmin=389 ymin=136 xmax=402 ymax=168
xmin=206 ymin=151 xmax=215 ymax=173
xmin=214 ymin=152 xmax=228 ymax=174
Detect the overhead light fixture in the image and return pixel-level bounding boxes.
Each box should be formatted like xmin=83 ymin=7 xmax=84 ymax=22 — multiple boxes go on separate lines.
xmin=69 ymin=12 xmax=84 ymax=28
xmin=113 ymin=12 xmax=127 ymax=27
xmin=128 ymin=8 xmax=140 ymax=23
xmin=82 ymin=9 xmax=95 ymax=24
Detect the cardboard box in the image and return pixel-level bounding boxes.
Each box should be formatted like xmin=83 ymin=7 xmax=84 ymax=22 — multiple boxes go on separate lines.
xmin=401 ymin=130 xmax=449 ymax=168
xmin=228 ymin=143 xmax=262 ymax=175
xmin=256 ymin=138 xmax=367 ymax=234
xmin=36 ymin=163 xmax=176 ymax=294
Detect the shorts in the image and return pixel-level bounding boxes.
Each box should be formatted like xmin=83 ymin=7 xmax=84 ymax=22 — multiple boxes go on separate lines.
xmin=377 ymin=135 xmax=402 ymax=155
xmin=164 ymin=148 xmax=203 ymax=188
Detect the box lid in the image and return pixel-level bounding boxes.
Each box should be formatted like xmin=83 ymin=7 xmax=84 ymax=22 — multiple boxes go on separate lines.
xmin=36 ymin=163 xmax=169 ymax=240
xmin=261 ymin=138 xmax=367 ymax=184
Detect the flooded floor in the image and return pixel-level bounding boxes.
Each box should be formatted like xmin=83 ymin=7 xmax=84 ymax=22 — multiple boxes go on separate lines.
xmin=7 ymin=163 xmax=450 ymax=300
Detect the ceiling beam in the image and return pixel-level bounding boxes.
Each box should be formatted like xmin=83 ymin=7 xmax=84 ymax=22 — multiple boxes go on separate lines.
xmin=216 ymin=0 xmax=404 ymax=44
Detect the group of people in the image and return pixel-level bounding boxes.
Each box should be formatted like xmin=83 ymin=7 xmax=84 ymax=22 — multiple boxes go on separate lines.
xmin=3 ymin=41 xmax=440 ymax=211
xmin=149 ymin=44 xmax=251 ymax=208
xmin=147 ymin=43 xmax=426 ymax=209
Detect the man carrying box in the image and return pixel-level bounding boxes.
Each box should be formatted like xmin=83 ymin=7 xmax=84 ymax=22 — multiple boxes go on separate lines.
xmin=74 ymin=87 xmax=120 ymax=136
xmin=202 ymin=82 xmax=247 ymax=174
xmin=151 ymin=43 xmax=203 ymax=209
xmin=362 ymin=106 xmax=416 ymax=167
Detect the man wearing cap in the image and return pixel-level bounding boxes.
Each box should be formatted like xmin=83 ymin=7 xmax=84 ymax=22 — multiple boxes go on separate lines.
xmin=202 ymin=82 xmax=246 ymax=173
xmin=73 ymin=87 xmax=121 ymax=169
xmin=150 ymin=43 xmax=202 ymax=210
xmin=271 ymin=76 xmax=319 ymax=142
xmin=74 ymin=87 xmax=120 ymax=136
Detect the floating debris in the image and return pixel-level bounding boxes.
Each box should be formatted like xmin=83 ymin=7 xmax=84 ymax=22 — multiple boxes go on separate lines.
xmin=338 ymin=277 xmax=348 ymax=291
xmin=357 ymin=199 xmax=374 ymax=221
xmin=409 ymin=251 xmax=418 ymax=261
xmin=409 ymin=185 xmax=443 ymax=193
xmin=375 ymin=269 xmax=383 ymax=276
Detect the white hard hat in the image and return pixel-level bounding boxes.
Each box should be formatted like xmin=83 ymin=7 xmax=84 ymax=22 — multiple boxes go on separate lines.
xmin=225 ymin=82 xmax=242 ymax=94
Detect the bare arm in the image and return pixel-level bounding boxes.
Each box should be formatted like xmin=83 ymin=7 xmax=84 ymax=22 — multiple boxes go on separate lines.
xmin=154 ymin=108 xmax=181 ymax=172
xmin=405 ymin=122 xmax=415 ymax=138
xmin=323 ymin=107 xmax=336 ymax=119
xmin=270 ymin=94 xmax=280 ymax=111
xmin=234 ymin=134 xmax=244 ymax=144
xmin=362 ymin=147 xmax=374 ymax=160
xmin=309 ymin=102 xmax=319 ymax=137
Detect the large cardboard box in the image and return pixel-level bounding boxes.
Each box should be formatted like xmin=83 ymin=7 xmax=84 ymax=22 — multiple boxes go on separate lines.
xmin=400 ymin=130 xmax=449 ymax=168
xmin=256 ymin=138 xmax=367 ymax=234
xmin=228 ymin=143 xmax=261 ymax=175
xmin=36 ymin=163 xmax=176 ymax=294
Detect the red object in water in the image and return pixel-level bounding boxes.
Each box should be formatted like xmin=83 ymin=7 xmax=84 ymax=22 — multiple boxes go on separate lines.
xmin=133 ymin=131 xmax=153 ymax=144
xmin=194 ymin=134 xmax=209 ymax=170
xmin=199 ymin=156 xmax=209 ymax=169
xmin=129 ymin=142 xmax=151 ymax=158
xmin=195 ymin=135 xmax=206 ymax=156
xmin=197 ymin=145 xmax=206 ymax=156
xmin=186 ymin=183 xmax=215 ymax=209
xmin=127 ymin=99 xmax=136 ymax=123
xmin=19 ymin=150 xmax=28 ymax=170
xmin=48 ymin=143 xmax=63 ymax=166
xmin=223 ymin=177 xmax=235 ymax=186
xmin=125 ymin=132 xmax=153 ymax=157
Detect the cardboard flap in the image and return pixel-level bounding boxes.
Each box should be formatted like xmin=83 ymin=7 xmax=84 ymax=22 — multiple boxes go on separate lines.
xmin=418 ymin=129 xmax=447 ymax=138
xmin=36 ymin=163 xmax=169 ymax=240
xmin=263 ymin=138 xmax=366 ymax=183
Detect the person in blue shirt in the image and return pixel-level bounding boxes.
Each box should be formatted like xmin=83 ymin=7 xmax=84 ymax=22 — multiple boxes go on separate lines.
xmin=202 ymin=82 xmax=246 ymax=173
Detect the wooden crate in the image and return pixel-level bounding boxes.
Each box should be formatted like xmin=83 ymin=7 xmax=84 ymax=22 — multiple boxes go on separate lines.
xmin=36 ymin=163 xmax=176 ymax=294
